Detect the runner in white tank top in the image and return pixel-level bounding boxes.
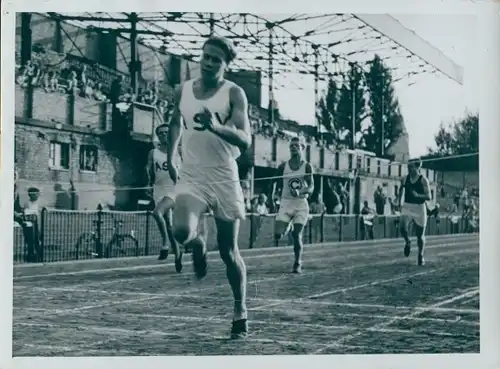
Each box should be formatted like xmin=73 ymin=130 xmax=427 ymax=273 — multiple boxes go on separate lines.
xmin=166 ymin=36 xmax=251 ymax=339
xmin=271 ymin=136 xmax=314 ymax=274
xmin=146 ymin=124 xmax=182 ymax=270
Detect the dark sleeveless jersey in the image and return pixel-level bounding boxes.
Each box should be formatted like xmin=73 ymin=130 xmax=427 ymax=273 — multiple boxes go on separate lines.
xmin=404 ymin=175 xmax=426 ymax=204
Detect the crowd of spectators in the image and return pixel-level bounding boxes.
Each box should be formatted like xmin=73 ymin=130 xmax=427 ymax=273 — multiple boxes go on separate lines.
xmin=15 ymin=50 xmax=175 ymax=122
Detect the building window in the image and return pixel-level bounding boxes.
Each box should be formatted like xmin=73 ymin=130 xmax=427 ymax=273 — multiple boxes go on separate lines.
xmin=348 ymin=154 xmax=353 ymax=170
xmin=398 ymin=164 xmax=402 ymax=177
xmin=79 ymin=145 xmax=98 ymax=172
xmin=49 ymin=141 xmax=70 ymax=170
xmin=334 ymin=152 xmax=340 ymax=170
xmin=366 ymin=158 xmax=371 ymax=172
xmin=356 ymin=155 xmax=362 ymax=169
xmin=377 ymin=160 xmax=381 ymax=175
xmin=388 ymin=163 xmax=392 ymax=176
xmin=395 ymin=185 xmax=399 ymax=197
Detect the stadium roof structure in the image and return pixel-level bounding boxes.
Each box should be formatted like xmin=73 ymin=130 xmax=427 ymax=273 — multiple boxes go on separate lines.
xmin=45 ymin=12 xmax=464 ymax=92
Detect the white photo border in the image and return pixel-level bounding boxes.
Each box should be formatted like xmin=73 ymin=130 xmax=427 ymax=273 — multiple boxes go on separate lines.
xmin=1 ymin=1 xmax=498 ymax=368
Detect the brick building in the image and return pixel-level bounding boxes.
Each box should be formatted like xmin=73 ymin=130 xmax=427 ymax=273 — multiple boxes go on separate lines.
xmin=14 ymin=85 xmax=149 ymax=210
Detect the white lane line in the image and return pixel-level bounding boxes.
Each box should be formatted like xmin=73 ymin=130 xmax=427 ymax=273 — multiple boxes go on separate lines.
xmin=13 ymin=295 xmax=480 ymax=316
xmin=312 ymin=288 xmax=480 ymax=354
xmin=14 ymin=234 xmax=477 ymax=279
xmin=15 ymin=321 xmax=334 ymax=350
xmin=15 ymin=312 xmax=477 ymax=348
xmin=13 ymin=240 xmax=477 ymax=294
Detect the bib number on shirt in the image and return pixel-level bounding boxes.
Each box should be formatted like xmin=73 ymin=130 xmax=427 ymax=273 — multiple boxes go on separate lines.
xmin=193 ymin=110 xmax=226 ymax=131
xmin=288 ymin=178 xmax=303 ymax=194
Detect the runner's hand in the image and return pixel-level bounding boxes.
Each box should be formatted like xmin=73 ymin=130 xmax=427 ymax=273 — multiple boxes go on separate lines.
xmin=202 ymin=107 xmax=224 ymax=132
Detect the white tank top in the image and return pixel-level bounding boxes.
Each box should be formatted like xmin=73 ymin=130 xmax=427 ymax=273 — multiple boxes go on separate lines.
xmin=281 ymin=161 xmax=309 ymax=202
xmin=178 ymin=79 xmax=240 ymax=175
xmin=153 ymin=147 xmax=173 ymax=186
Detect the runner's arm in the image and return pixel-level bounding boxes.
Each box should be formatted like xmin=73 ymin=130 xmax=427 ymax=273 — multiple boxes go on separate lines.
xmin=210 ymin=85 xmax=252 ymax=151
xmin=397 ymin=178 xmax=405 ymax=206
xmin=145 ymin=149 xmax=155 ymax=189
xmin=167 ymin=85 xmax=183 ymax=164
xmin=269 ymin=163 xmax=286 ymax=207
xmin=414 ymin=176 xmax=432 ymax=201
xmin=300 ymin=162 xmax=315 ymax=196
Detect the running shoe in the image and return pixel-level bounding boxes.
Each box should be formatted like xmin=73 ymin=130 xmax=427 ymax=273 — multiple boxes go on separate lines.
xmin=230 ymin=319 xmax=248 ymax=339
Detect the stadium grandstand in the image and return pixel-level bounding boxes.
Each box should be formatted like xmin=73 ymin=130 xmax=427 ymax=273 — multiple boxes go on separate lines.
xmin=13 ymin=12 xmax=479 ymax=356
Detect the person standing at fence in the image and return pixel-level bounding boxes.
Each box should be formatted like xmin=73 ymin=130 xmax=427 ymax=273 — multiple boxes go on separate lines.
xmin=166 ymin=36 xmax=251 ymax=339
xmin=146 ymin=123 xmax=183 ymax=272
xmin=397 ymin=158 xmax=431 ymax=266
xmin=270 ymin=136 xmax=314 ymax=274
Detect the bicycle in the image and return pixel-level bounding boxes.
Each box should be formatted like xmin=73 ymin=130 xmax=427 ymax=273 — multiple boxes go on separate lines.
xmin=75 ymin=217 xmax=139 ymax=259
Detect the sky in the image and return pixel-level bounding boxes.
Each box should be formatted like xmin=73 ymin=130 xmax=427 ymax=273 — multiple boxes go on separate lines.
xmin=264 ymin=14 xmax=479 ymax=157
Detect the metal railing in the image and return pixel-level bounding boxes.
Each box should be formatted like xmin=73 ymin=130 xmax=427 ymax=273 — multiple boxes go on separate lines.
xmin=13 ymin=207 xmax=476 ymax=264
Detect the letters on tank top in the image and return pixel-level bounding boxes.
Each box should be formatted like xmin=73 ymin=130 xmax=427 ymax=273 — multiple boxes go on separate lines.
xmin=178 ymin=79 xmax=240 ymax=172
xmin=153 ymin=148 xmax=172 ymax=186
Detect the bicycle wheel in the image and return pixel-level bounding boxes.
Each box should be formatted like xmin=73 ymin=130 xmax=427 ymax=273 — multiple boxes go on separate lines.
xmin=105 ymin=234 xmax=140 ymax=258
xmin=75 ymin=233 xmax=98 ymax=260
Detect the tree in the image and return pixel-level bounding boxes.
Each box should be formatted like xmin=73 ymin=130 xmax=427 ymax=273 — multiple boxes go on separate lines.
xmin=363 ymin=55 xmax=405 ymax=156
xmin=316 ymin=78 xmax=339 ymax=144
xmin=429 ymin=113 xmax=479 ymax=155
xmin=431 ymin=124 xmax=454 ymax=155
xmin=335 ymin=64 xmax=368 ymax=148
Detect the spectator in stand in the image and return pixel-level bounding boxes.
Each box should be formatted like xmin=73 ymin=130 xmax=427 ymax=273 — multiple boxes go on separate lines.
xmin=79 ymin=64 xmax=88 ymax=87
xmin=462 ymin=192 xmax=470 ymax=215
xmin=66 ymin=70 xmax=79 ymax=95
xmin=360 ymin=200 xmax=375 ymax=240
xmin=82 ymin=78 xmax=94 ymax=99
xmin=120 ymin=87 xmax=136 ymax=103
xmin=453 ymin=192 xmax=460 ymax=210
xmin=327 ymin=179 xmax=343 ymax=214
xmin=17 ymin=60 xmax=40 ymax=88
xmin=110 ymin=75 xmax=125 ymax=104
xmin=142 ymin=83 xmax=158 ymax=106
xmin=388 ymin=197 xmax=397 ymax=215
xmin=24 ymin=187 xmax=41 ymax=216
xmin=249 ymin=194 xmax=269 ymax=245
xmin=93 ymin=83 xmax=108 ymax=102
xmin=337 ymin=182 xmax=349 ymax=214
xmin=310 ymin=198 xmax=326 ymax=215
xmin=13 ymin=184 xmax=41 ymax=263
xmin=136 ymin=87 xmax=144 ymax=103
xmin=43 ymin=70 xmax=59 ymax=92
xmin=158 ymin=99 xmax=174 ymax=121
xmin=374 ymin=185 xmax=386 ymax=215
xmin=253 ymin=194 xmax=269 ymax=216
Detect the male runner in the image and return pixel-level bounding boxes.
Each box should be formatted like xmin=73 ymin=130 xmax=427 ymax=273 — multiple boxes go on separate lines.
xmin=166 ymin=36 xmax=251 ymax=339
xmin=270 ymin=136 xmax=314 ymax=274
xmin=145 ymin=124 xmax=182 ymax=272
xmin=397 ymin=158 xmax=431 ymax=266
